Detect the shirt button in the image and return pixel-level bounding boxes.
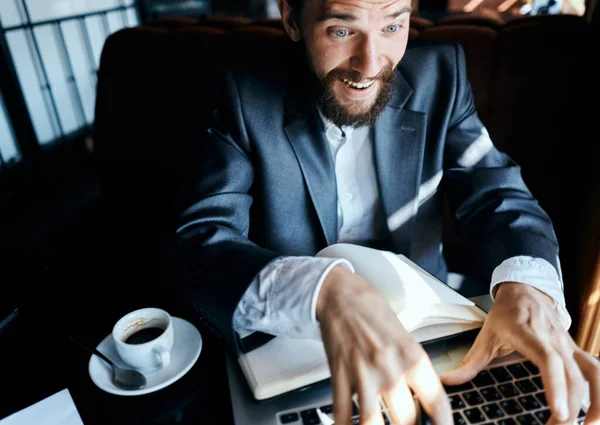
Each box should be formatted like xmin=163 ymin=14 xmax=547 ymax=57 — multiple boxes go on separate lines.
xmin=346 ymin=192 xmax=353 ymax=200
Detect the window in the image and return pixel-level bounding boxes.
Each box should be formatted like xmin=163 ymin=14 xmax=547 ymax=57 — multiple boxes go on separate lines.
xmin=0 ymin=91 xmax=20 ymax=167
xmin=0 ymin=0 xmax=139 ymax=145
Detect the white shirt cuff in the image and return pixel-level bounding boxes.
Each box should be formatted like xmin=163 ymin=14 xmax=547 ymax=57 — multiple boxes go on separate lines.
xmin=233 ymin=256 xmax=354 ymax=340
xmin=490 ymin=256 xmax=571 ymax=331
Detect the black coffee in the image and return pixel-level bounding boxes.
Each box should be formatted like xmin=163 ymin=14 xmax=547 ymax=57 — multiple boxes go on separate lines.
xmin=125 ymin=326 xmax=165 ymax=345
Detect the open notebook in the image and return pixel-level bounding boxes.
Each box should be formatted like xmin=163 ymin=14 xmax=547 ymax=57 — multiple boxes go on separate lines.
xmin=238 ymin=243 xmax=488 ymax=400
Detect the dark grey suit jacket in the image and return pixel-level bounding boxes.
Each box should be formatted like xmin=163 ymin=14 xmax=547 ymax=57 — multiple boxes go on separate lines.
xmin=176 ymin=39 xmax=559 ymax=354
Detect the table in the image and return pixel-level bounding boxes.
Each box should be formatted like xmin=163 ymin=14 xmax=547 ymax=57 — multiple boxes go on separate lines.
xmin=0 ymin=251 xmax=235 ymax=425
xmin=0 ymin=307 xmax=234 ymax=424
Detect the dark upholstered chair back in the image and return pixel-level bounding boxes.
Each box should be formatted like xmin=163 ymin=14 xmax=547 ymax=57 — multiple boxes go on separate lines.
xmin=93 ymin=15 xmax=597 ymax=332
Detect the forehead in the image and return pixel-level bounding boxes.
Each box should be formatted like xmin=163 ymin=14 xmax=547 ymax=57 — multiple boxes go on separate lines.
xmin=308 ymin=0 xmax=411 ymax=16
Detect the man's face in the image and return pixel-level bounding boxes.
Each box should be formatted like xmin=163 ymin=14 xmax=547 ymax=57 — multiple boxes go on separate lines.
xmin=297 ymin=0 xmax=411 ymax=127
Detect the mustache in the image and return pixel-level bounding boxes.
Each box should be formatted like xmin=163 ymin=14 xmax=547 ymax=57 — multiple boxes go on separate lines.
xmin=316 ymin=64 xmax=397 ymax=128
xmin=324 ymin=65 xmax=395 ymax=85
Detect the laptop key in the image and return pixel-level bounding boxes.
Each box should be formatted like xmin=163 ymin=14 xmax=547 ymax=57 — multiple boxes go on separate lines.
xmin=490 ymin=367 xmax=513 ymax=383
xmin=280 ymin=412 xmax=300 ymax=424
xmin=445 ymin=382 xmax=474 ymax=394
xmin=507 ymin=364 xmax=530 ymax=379
xmin=464 ymin=407 xmax=486 ymax=423
xmin=498 ymin=419 xmax=517 ymax=425
xmin=454 ymin=412 xmax=467 ymax=425
xmin=518 ymin=395 xmax=541 ymax=411
xmin=319 ymin=405 xmax=333 ymax=414
xmin=523 ymin=361 xmax=539 ymax=375
xmin=473 ymin=371 xmax=496 ymax=387
xmin=498 ymin=383 xmax=519 ymax=398
xmin=515 ymin=379 xmax=538 ymax=394
xmin=535 ymin=392 xmax=548 ymax=407
xmin=480 ymin=387 xmax=502 ymax=402
xmin=450 ymin=395 xmax=466 ymax=410
xmin=482 ymin=403 xmax=505 ymax=419
xmin=535 ymin=409 xmax=551 ymax=424
xmin=463 ymin=391 xmax=484 ymax=406
xmin=500 ymin=399 xmax=523 ymax=415
xmin=516 ymin=413 xmax=538 ymax=425
xmin=300 ymin=409 xmax=320 ymax=425
xmin=532 ymin=376 xmax=544 ymax=390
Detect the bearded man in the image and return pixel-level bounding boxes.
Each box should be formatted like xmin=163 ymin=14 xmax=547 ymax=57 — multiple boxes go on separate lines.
xmin=176 ymin=1 xmax=600 ymax=424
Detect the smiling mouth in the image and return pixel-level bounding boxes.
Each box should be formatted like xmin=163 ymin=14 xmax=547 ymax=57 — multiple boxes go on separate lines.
xmin=342 ymin=78 xmax=375 ymax=90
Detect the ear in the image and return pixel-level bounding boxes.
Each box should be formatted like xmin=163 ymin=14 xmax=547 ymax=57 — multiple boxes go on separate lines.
xmin=278 ymin=0 xmax=302 ymax=41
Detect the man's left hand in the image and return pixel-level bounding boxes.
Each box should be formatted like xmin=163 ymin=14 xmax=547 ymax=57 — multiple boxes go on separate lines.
xmin=440 ymin=282 xmax=599 ymax=425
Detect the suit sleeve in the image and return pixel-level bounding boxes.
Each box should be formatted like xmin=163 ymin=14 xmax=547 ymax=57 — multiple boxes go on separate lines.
xmin=175 ymin=67 xmax=281 ymax=355
xmin=442 ymin=44 xmax=561 ymax=281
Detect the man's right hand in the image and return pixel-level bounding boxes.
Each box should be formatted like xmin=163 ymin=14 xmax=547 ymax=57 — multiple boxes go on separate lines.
xmin=316 ymin=265 xmax=453 ymax=425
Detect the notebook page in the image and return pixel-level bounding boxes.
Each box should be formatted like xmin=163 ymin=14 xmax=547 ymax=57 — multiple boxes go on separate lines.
xmin=317 ymin=244 xmax=475 ymax=313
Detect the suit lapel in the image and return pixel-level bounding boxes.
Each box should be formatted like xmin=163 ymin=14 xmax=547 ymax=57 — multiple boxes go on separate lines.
xmin=283 ymin=73 xmax=338 ymax=246
xmin=373 ymin=72 xmax=427 ymax=254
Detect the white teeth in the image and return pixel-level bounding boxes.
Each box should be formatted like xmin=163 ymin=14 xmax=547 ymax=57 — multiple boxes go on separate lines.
xmin=342 ymin=78 xmax=375 ymax=89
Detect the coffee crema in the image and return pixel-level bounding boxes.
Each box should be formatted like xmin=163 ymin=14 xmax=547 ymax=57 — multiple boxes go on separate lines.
xmin=125 ymin=326 xmax=165 ymax=345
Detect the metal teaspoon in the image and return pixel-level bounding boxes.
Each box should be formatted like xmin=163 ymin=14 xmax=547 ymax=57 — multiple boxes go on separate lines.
xmin=70 ymin=336 xmax=147 ymax=390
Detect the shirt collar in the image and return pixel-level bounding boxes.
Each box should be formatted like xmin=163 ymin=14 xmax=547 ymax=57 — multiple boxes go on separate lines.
xmin=317 ymin=108 xmax=354 ymax=141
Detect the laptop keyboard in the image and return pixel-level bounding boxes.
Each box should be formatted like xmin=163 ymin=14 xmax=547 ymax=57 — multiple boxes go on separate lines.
xmin=277 ymin=359 xmax=587 ymax=425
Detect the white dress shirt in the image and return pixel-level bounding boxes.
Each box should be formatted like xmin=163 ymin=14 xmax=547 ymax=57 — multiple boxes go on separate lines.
xmin=232 ymin=114 xmax=571 ymax=341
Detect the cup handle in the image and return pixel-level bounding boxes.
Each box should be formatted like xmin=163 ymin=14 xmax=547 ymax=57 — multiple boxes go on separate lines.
xmin=154 ymin=347 xmax=171 ymax=368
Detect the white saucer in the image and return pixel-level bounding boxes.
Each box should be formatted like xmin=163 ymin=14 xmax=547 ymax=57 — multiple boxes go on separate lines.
xmin=89 ymin=317 xmax=202 ymax=396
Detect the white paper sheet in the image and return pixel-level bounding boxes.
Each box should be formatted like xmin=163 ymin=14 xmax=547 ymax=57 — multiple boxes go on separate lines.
xmin=0 ymin=388 xmax=84 ymax=425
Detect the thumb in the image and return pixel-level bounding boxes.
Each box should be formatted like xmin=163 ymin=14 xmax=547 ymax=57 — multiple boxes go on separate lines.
xmin=441 ymin=333 xmax=493 ymax=386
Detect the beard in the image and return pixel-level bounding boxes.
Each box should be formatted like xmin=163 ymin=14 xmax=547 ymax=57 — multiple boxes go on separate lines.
xmin=316 ymin=65 xmax=396 ymax=128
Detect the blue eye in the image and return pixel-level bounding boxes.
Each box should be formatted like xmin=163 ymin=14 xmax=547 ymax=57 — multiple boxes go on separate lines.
xmin=385 ymin=24 xmax=399 ymax=33
xmin=332 ymin=28 xmax=349 ymax=38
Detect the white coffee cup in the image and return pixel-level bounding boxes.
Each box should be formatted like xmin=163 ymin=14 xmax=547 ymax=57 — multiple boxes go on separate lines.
xmin=112 ymin=307 xmax=174 ymax=372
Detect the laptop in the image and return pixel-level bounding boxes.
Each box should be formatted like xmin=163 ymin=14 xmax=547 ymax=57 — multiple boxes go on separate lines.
xmin=226 ymin=294 xmax=591 ymax=425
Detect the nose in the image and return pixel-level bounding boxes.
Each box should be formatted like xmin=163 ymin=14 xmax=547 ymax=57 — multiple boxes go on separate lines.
xmin=350 ymin=35 xmax=382 ymax=79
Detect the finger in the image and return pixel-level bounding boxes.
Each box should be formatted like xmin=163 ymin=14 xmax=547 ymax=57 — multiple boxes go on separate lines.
xmin=496 ymin=347 xmax=516 ymax=358
xmin=503 ymin=330 xmax=570 ymax=423
xmin=441 ymin=331 xmax=494 ymax=386
xmin=357 ymin=364 xmax=384 ymax=425
xmin=383 ymin=377 xmax=418 ymax=425
xmin=556 ymin=351 xmax=586 ymax=425
xmin=406 ymin=354 xmax=453 ymax=425
xmin=332 ymin=363 xmax=353 ymax=425
xmin=537 ymin=350 xmax=570 ymax=423
xmin=574 ymin=350 xmax=600 ymax=425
